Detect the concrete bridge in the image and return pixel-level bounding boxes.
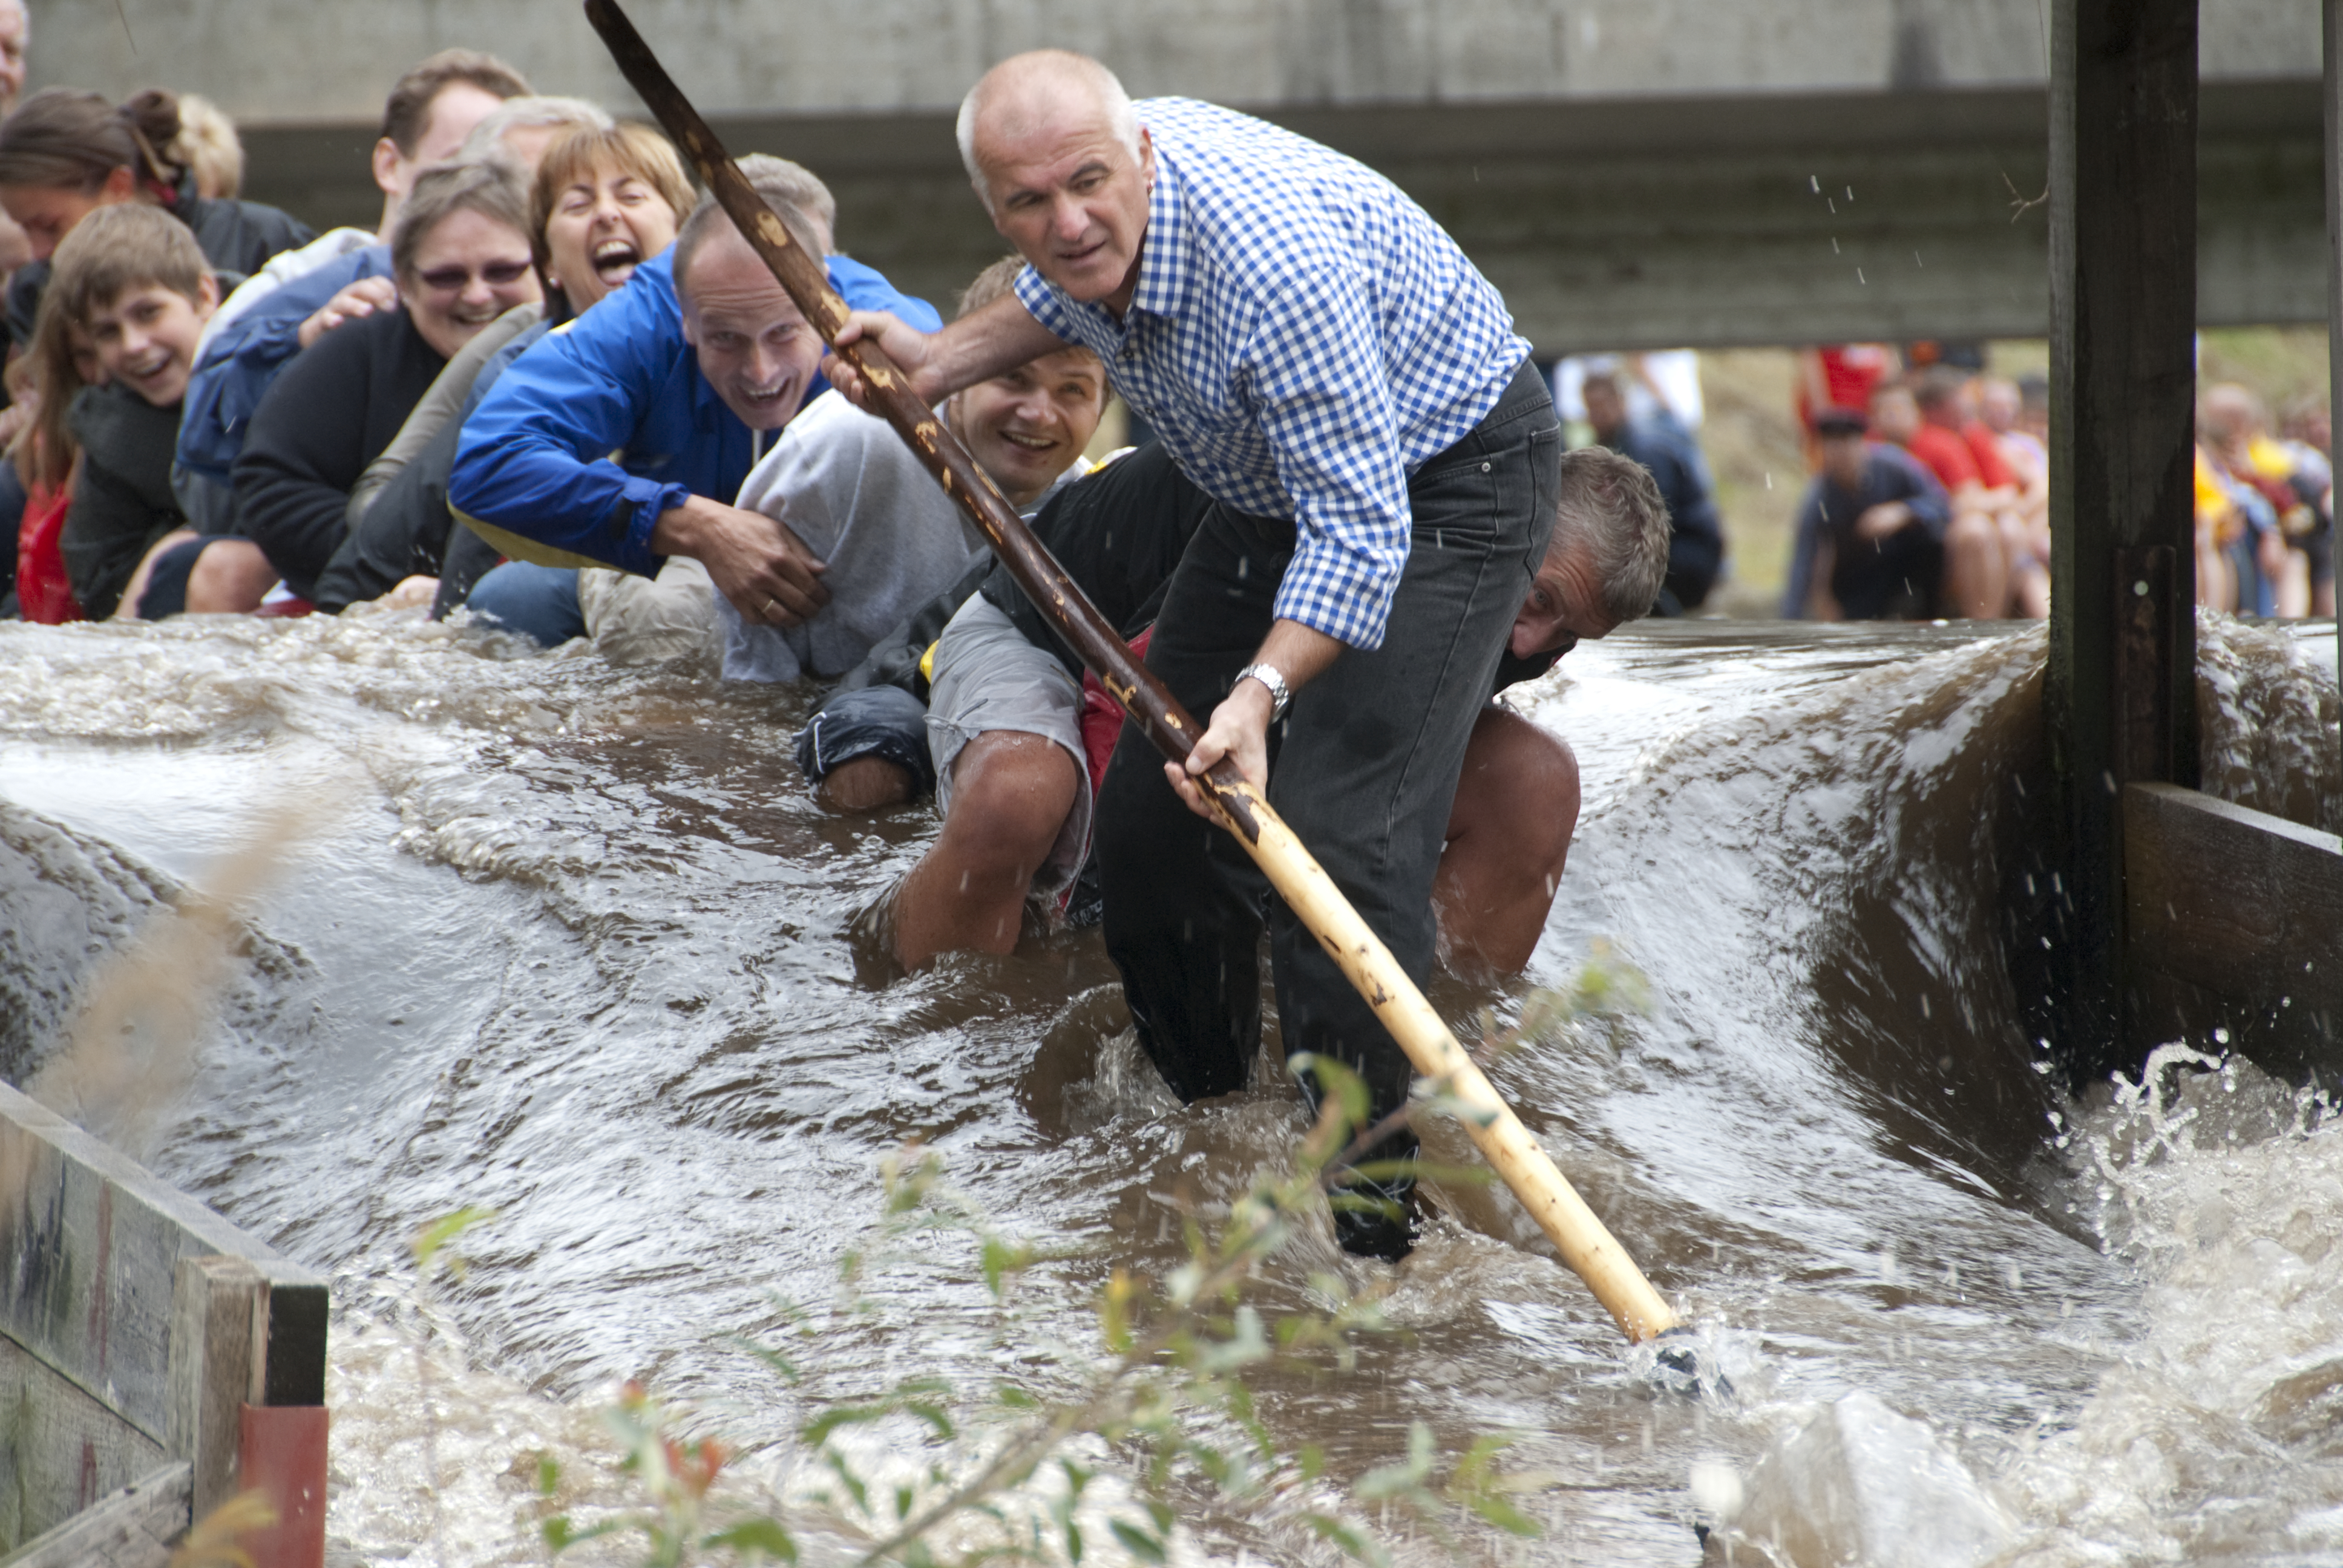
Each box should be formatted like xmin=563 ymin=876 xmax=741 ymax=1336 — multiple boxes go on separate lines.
xmin=34 ymin=0 xmax=2330 ymax=351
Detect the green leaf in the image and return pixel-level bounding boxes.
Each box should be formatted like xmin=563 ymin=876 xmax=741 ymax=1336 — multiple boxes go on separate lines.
xmin=534 ymin=1452 xmax=560 ymax=1497
xmin=706 ymin=1518 xmax=799 ymax=1563
xmin=412 ymin=1205 xmax=498 ymax=1278
xmin=824 ymin=1448 xmax=869 ymax=1514
xmin=1294 ymin=1053 xmax=1371 ymax=1137
xmin=1301 ymin=1512 xmax=1389 ymax=1567
xmin=541 ymin=1516 xmax=622 ymax=1553
xmin=1108 ymin=1520 xmax=1168 ymax=1563
xmin=1354 ymin=1420 xmax=1437 ymax=1500
xmin=1469 ymin=1492 xmax=1542 ymax=1537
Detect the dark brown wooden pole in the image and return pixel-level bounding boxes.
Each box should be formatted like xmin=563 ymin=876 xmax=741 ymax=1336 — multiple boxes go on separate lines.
xmin=2044 ymin=0 xmax=2200 ymax=1083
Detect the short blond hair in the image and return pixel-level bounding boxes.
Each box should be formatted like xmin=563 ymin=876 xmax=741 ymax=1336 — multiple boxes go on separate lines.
xmin=174 ymin=94 xmax=243 ymax=198
xmin=529 ymin=123 xmax=695 ymax=273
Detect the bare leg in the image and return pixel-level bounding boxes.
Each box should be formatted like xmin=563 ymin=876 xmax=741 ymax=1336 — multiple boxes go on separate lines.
xmin=894 ymin=731 xmax=1077 ymax=970
xmin=1942 ymin=510 xmax=2009 ymax=618
xmin=111 ymin=529 xmax=197 ymax=619
xmin=1434 ymin=707 xmax=1580 ymax=976
xmin=185 ymin=539 xmax=278 ymax=613
xmin=822 ymin=756 xmax=916 ymax=811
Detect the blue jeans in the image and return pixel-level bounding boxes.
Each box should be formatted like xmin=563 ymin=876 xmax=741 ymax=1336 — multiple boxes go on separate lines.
xmin=466 ymin=563 xmax=585 ymax=647
xmin=794 ymin=684 xmax=934 ymax=795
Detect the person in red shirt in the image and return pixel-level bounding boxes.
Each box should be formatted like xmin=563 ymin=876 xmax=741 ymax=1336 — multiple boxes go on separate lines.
xmin=1871 ymin=373 xmax=2034 ymax=616
xmin=1797 ymin=344 xmax=1896 ymax=463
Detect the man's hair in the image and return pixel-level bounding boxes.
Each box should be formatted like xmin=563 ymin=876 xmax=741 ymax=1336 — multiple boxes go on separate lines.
xmin=727 ymin=154 xmax=837 ymax=250
xmin=390 ymin=157 xmax=534 ymax=282
xmin=670 ymin=165 xmax=824 ymax=298
xmin=956 ymin=51 xmax=1140 ymax=208
xmin=172 ymin=94 xmax=243 ymax=199
xmin=380 ymin=50 xmax=530 ymax=157
xmin=528 ymin=123 xmax=696 ymax=273
xmin=49 ymin=200 xmax=208 ymax=325
xmin=1551 ymin=445 xmax=1671 ymax=625
xmin=956 ymin=255 xmax=1100 ymax=378
xmin=956 ymin=255 xmax=1027 ymax=318
xmin=457 ymin=96 xmax=615 ymax=160
xmin=1914 ymin=365 xmax=1969 ymax=413
xmin=0 ymin=87 xmax=184 ymax=192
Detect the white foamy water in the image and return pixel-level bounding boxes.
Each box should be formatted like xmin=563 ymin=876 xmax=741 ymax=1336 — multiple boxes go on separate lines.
xmin=0 ymin=608 xmax=2333 ymax=1564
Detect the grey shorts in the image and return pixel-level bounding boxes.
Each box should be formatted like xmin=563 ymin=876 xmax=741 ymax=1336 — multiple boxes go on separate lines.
xmin=925 ymin=594 xmax=1093 ymax=905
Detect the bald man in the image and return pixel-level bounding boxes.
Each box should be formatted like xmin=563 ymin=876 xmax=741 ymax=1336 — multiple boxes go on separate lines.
xmin=830 ymin=52 xmax=1556 ymax=1261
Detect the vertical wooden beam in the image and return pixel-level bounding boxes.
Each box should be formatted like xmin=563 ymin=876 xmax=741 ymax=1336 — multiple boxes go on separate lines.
xmin=2327 ymin=0 xmax=2343 ymax=786
xmin=165 ymin=1256 xmax=263 ymax=1522
xmin=2044 ymin=0 xmax=2201 ymax=1082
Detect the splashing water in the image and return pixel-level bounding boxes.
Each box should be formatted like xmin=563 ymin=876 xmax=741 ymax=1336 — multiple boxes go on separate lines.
xmin=0 ymin=608 xmax=2334 ymax=1563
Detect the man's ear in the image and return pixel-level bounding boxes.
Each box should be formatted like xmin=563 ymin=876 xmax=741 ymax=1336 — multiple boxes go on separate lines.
xmin=195 ymin=271 xmax=220 ymax=318
xmin=370 ymin=137 xmax=406 ymax=199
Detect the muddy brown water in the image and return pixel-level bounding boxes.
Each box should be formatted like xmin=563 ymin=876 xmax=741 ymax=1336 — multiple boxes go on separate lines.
xmin=0 ymin=609 xmax=2337 ymax=1564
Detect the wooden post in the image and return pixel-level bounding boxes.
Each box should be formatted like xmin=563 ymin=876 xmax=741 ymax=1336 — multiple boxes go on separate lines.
xmin=2327 ymin=0 xmax=2343 ymax=790
xmin=165 ymin=1256 xmax=264 ymax=1521
xmin=2044 ymin=0 xmax=2201 ymax=1082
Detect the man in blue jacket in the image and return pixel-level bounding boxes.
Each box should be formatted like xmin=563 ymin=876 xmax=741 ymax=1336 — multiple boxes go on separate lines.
xmin=448 ymin=158 xmax=943 ymax=621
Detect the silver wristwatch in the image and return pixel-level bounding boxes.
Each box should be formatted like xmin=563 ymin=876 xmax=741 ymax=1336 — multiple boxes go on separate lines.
xmin=1234 ymin=662 xmax=1291 ymax=722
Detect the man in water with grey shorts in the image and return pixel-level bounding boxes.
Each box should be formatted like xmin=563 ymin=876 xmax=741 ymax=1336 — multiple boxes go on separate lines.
xmin=888 ymin=442 xmax=1671 ymax=976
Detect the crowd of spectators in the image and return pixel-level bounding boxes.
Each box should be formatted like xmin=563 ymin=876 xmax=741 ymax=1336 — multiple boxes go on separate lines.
xmin=1780 ymin=341 xmax=2332 ymax=622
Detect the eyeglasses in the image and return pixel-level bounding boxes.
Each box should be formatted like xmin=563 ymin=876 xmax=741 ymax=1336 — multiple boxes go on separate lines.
xmin=414 ymin=260 xmax=534 ymax=292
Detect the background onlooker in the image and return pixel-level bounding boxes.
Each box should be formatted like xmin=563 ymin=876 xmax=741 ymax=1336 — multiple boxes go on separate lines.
xmin=45 ymin=204 xmax=221 ymax=619
xmin=174 ymin=95 xmax=243 ymax=201
xmin=1781 ymin=405 xmax=2006 ymax=621
xmin=315 ymin=120 xmax=696 ymax=616
xmin=0 ymin=88 xmax=311 ymax=351
xmin=1579 ymin=363 xmax=1723 ymax=613
xmin=174 ymin=50 xmax=531 ymax=508
xmin=230 ymin=158 xmax=541 ymax=606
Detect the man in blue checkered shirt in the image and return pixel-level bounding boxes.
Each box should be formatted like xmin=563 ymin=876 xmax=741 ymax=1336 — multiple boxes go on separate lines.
xmin=827 ymin=50 xmax=1560 ymax=1263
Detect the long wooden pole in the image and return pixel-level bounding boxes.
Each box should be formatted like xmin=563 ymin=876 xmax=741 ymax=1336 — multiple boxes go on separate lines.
xmin=582 ymin=0 xmax=1679 ymax=1345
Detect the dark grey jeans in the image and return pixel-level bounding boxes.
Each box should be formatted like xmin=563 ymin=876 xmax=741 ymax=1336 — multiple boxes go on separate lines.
xmin=1097 ymin=361 xmax=1559 ymax=1149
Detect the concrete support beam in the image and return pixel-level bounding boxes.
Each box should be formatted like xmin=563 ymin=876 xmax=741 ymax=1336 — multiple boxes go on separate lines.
xmin=235 ymin=83 xmax=2325 ymax=354
xmin=2044 ymin=0 xmax=2203 ymax=1083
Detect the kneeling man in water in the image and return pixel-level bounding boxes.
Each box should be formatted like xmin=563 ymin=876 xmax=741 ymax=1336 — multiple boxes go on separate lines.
xmin=871 ymin=442 xmax=1668 ymax=976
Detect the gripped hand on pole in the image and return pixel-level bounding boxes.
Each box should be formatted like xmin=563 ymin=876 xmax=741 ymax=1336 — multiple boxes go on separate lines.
xmin=581 ymin=0 xmax=1713 ymax=1377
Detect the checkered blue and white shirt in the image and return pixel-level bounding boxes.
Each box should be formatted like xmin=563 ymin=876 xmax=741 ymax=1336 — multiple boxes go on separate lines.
xmin=1013 ymin=97 xmax=1529 ymax=650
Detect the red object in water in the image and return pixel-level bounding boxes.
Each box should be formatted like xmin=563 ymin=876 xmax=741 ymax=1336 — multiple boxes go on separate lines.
xmin=238 ymin=1403 xmax=327 ymax=1568
xmin=253 ymin=597 xmax=315 ymax=618
xmin=1078 ymin=625 xmax=1152 ymax=800
xmin=16 ymin=483 xmax=82 ymax=624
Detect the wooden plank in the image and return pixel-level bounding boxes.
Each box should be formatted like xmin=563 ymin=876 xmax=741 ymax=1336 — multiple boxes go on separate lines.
xmin=2044 ymin=0 xmax=2203 ymax=1083
xmin=164 ymin=1258 xmax=261 ymax=1521
xmin=0 ymin=1082 xmax=323 ymax=1443
xmin=1 ymin=1463 xmax=188 ymax=1568
xmin=2327 ymin=0 xmax=2343 ymax=786
xmin=2125 ymin=782 xmax=2343 ymax=1080
xmin=0 ymin=1336 xmax=166 ymax=1550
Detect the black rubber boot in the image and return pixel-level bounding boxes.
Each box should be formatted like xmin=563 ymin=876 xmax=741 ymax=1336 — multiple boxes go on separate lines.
xmin=1330 ymin=1166 xmax=1419 ymax=1263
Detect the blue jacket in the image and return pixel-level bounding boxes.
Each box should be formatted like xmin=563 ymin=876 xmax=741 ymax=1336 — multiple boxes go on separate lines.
xmin=448 ymin=250 xmax=940 ymax=576
xmin=176 ymin=244 xmax=396 ymax=486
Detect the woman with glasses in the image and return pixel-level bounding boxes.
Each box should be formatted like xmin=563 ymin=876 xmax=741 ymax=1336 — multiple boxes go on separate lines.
xmin=219 ymin=158 xmax=539 ymax=610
